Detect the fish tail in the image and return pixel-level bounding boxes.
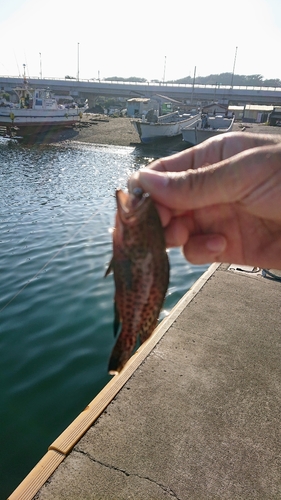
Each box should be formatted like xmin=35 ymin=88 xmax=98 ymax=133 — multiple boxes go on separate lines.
xmin=108 ymin=330 xmax=136 ymax=375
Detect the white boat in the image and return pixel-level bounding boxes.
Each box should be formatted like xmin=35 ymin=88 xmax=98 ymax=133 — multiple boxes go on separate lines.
xmin=0 ymin=77 xmax=88 ymax=136
xmin=182 ymin=115 xmax=235 ymax=145
xmin=131 ymin=111 xmax=201 ymax=144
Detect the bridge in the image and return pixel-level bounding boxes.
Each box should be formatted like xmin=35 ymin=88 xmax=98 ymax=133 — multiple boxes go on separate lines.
xmin=1 ymin=75 xmax=281 ymax=107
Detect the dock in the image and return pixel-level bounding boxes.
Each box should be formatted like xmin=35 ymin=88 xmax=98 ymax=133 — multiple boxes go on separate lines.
xmin=9 ymin=263 xmax=281 ymax=499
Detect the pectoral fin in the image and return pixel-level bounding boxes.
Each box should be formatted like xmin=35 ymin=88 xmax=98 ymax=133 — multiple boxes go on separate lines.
xmin=104 ymin=258 xmax=114 ymax=277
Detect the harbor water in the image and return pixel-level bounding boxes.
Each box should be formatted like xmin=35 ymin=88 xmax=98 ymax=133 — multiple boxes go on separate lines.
xmin=0 ymin=137 xmax=207 ymax=498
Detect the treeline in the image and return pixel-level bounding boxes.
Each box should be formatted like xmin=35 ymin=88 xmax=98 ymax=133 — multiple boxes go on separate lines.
xmin=104 ymin=76 xmax=147 ymax=83
xmin=104 ymin=73 xmax=281 ymax=87
xmin=173 ymin=73 xmax=281 ymax=87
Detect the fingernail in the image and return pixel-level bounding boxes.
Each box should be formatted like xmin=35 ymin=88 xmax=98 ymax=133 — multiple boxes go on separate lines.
xmin=139 ymin=169 xmax=169 ymax=189
xmin=206 ymin=235 xmax=226 ymax=253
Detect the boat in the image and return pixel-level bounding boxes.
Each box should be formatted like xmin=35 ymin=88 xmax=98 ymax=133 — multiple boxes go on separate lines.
xmin=0 ymin=76 xmax=88 ymax=137
xmin=131 ymin=111 xmax=201 ymax=144
xmin=182 ymin=114 xmax=235 ymax=145
xmin=180 ymin=116 xmax=201 ymax=145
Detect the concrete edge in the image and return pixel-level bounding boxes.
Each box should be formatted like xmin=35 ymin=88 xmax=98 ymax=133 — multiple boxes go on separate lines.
xmin=8 ymin=262 xmax=220 ymax=500
xmin=8 ymin=451 xmax=65 ymax=500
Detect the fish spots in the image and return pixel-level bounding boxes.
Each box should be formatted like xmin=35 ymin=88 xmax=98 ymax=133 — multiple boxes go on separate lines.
xmin=107 ymin=189 xmax=169 ymax=373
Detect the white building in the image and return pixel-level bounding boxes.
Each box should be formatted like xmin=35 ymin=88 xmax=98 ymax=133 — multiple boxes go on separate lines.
xmin=243 ymin=104 xmax=274 ymax=123
xmin=126 ymin=98 xmax=159 ymax=118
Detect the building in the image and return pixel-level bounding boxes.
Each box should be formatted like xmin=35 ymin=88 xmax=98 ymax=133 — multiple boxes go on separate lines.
xmin=202 ymin=103 xmax=228 ymax=116
xmin=228 ymin=105 xmax=244 ymax=120
xmin=268 ymin=106 xmax=281 ymax=126
xmin=126 ymin=98 xmax=159 ymax=118
xmin=243 ymin=104 xmax=274 ymax=123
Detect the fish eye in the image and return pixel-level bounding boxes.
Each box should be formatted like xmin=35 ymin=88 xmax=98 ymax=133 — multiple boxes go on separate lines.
xmin=132 ymin=187 xmax=144 ymax=198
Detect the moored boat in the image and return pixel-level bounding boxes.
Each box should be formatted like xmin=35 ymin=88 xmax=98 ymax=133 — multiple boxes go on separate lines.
xmin=182 ymin=114 xmax=235 ymax=145
xmin=0 ymin=76 xmax=88 ymax=137
xmin=131 ymin=111 xmax=201 ymax=144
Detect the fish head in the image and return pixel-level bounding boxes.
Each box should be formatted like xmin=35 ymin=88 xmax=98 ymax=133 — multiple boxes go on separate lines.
xmin=115 ymin=188 xmax=151 ymax=226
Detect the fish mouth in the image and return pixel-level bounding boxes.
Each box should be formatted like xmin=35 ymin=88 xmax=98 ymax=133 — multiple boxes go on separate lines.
xmin=116 ymin=188 xmax=150 ymax=222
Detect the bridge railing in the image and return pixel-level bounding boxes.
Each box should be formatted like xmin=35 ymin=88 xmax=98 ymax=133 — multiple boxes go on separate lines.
xmin=0 ymin=75 xmax=280 ymax=93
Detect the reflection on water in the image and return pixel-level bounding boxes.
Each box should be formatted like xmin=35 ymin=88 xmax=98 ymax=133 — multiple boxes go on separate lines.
xmin=0 ymin=137 xmax=206 ymax=497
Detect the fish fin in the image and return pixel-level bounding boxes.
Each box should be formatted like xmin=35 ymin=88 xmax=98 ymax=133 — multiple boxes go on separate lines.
xmin=108 ymin=330 xmax=136 ymax=375
xmin=104 ymin=258 xmax=114 ymax=277
xmin=113 ymin=301 xmax=121 ymax=337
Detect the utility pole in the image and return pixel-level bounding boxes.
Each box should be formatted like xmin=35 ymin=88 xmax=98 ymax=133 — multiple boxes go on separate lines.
xmin=231 ymin=46 xmax=238 ymax=88
xmin=39 ymin=52 xmax=42 ymax=79
xmin=163 ymin=55 xmax=166 ymax=83
xmin=77 ymin=42 xmax=80 ymax=82
xmin=191 ymin=65 xmax=196 ymax=105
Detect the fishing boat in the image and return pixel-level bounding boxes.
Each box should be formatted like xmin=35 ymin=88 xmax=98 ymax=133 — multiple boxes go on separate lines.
xmin=131 ymin=111 xmax=201 ymax=144
xmin=182 ymin=114 xmax=235 ymax=145
xmin=0 ymin=76 xmax=88 ymax=137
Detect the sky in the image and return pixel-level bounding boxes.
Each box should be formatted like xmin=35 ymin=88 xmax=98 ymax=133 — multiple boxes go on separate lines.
xmin=1 ymin=0 xmax=281 ymax=82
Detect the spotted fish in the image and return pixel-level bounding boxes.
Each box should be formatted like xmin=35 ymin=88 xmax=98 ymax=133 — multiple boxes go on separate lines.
xmin=105 ymin=188 xmax=169 ymax=374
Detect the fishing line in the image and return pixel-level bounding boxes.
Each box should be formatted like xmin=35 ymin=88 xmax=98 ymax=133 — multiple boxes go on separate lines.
xmin=0 ymin=197 xmax=112 ymax=314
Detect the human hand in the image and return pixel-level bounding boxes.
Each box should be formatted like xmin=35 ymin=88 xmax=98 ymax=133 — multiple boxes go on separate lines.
xmin=129 ymin=132 xmax=281 ymax=269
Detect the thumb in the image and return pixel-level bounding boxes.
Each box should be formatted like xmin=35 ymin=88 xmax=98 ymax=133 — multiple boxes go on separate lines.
xmin=129 ymin=145 xmax=275 ymax=213
xmin=129 ymin=165 xmax=228 ymax=212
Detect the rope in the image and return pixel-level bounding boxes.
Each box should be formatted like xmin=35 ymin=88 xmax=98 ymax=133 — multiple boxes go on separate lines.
xmin=262 ymin=269 xmax=281 ymax=282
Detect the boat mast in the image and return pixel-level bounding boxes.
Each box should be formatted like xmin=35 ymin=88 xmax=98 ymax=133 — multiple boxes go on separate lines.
xmin=23 ymin=63 xmax=27 ymax=84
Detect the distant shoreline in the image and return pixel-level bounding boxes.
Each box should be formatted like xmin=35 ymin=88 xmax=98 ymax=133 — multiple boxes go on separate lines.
xmin=70 ymin=116 xmax=281 ymax=147
xmin=17 ymin=115 xmax=281 ymax=148
xmin=56 ymin=115 xmax=141 ymax=147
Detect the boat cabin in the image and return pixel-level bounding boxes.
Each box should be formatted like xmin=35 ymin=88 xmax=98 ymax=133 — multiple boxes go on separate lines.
xmin=34 ymin=89 xmax=58 ymax=110
xmin=14 ymin=86 xmax=59 ymax=110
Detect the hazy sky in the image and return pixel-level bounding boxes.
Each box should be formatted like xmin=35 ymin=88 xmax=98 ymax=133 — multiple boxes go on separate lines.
xmin=1 ymin=0 xmax=281 ymax=81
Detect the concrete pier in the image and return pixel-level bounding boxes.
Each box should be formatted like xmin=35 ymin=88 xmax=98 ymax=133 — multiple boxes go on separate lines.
xmin=9 ymin=263 xmax=281 ymax=499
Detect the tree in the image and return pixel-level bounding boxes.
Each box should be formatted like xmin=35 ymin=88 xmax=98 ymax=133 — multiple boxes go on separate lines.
xmin=104 ymin=76 xmax=147 ymax=83
xmin=169 ymin=73 xmax=281 ymax=87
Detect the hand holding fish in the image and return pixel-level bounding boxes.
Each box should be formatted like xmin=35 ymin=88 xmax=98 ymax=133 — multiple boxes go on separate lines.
xmin=129 ymin=132 xmax=281 ymax=269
